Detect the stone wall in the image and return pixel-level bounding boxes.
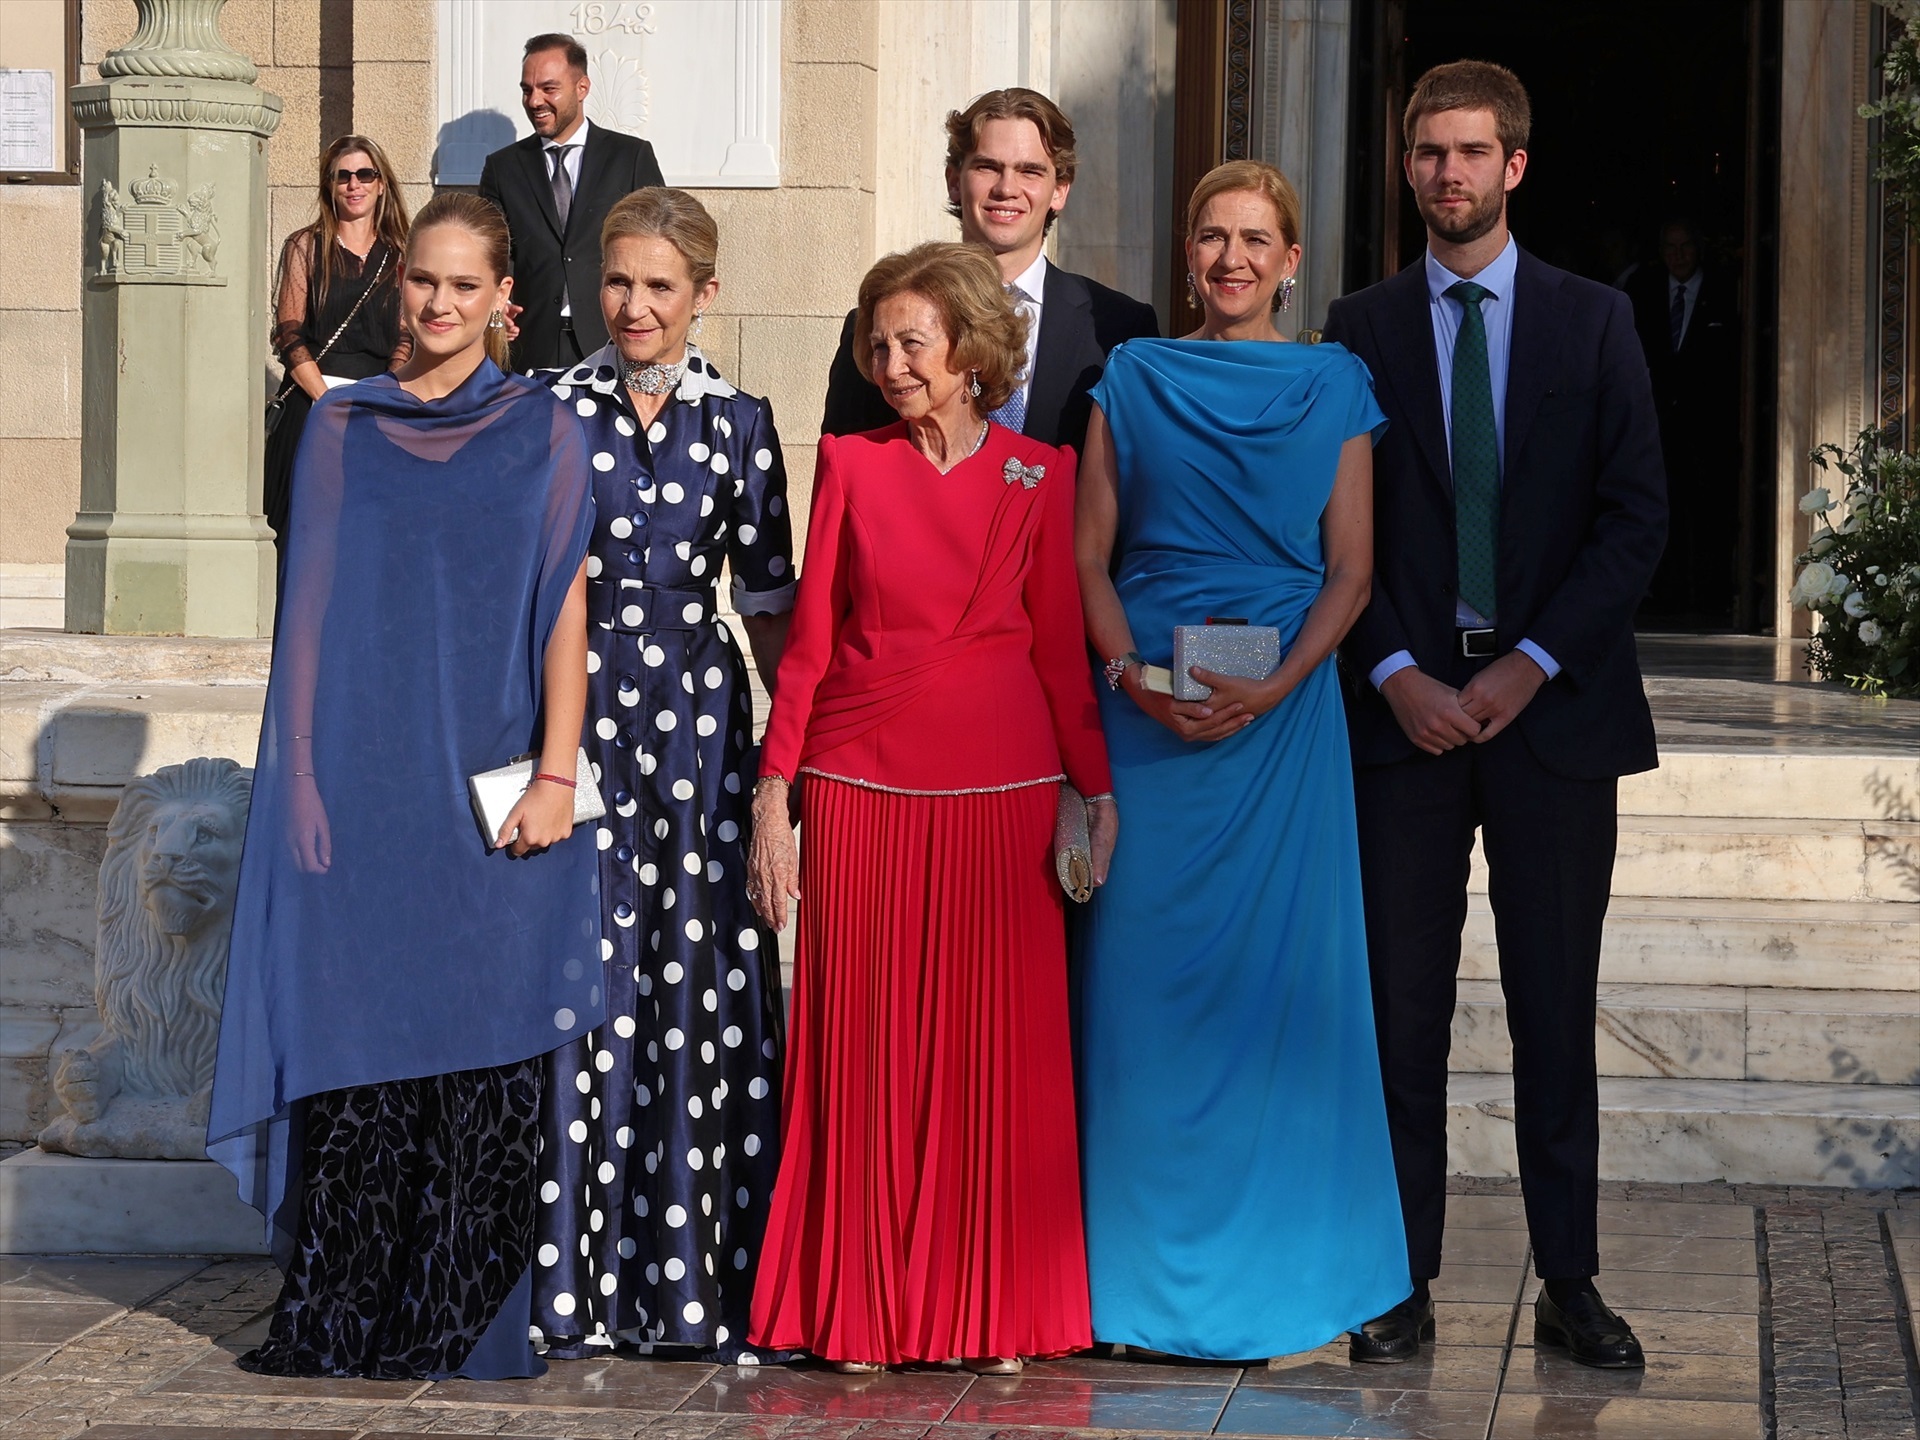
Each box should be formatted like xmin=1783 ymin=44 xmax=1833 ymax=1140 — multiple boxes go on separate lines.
xmin=0 ymin=0 xmax=430 ymax=618
xmin=684 ymin=0 xmax=878 ymax=543
xmin=0 ymin=0 xmax=1168 ymax=587
xmin=872 ymin=0 xmax=1175 ymax=312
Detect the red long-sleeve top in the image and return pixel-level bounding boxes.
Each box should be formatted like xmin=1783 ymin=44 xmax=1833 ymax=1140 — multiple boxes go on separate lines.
xmin=760 ymin=424 xmax=1112 ymax=798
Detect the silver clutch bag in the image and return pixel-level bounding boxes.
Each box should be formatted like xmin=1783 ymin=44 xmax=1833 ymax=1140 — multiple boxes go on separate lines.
xmin=1172 ymin=623 xmax=1282 ymax=701
xmin=1054 ymin=783 xmax=1093 ymax=904
xmin=468 ymin=747 xmax=606 ymax=850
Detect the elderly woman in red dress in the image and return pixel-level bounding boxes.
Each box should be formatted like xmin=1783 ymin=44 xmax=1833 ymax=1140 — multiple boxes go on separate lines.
xmin=746 ymin=241 xmax=1115 ymax=1374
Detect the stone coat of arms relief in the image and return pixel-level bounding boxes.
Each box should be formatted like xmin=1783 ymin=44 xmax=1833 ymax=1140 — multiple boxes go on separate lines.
xmin=95 ymin=164 xmax=225 ymax=285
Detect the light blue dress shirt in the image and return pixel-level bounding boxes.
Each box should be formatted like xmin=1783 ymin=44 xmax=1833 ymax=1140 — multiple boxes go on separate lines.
xmin=1370 ymin=237 xmax=1560 ymax=689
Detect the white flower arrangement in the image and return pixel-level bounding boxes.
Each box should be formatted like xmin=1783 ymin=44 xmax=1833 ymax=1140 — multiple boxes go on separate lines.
xmin=1794 ymin=428 xmax=1920 ymax=697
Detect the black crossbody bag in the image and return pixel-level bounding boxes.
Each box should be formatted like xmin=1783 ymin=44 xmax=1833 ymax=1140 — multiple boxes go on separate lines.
xmin=265 ymin=246 xmax=390 ymax=436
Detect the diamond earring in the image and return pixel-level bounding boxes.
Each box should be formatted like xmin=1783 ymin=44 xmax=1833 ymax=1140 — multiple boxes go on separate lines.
xmin=1186 ymin=271 xmax=1199 ymax=308
xmin=487 ymin=309 xmax=505 ymax=331
xmin=969 ymin=370 xmax=982 ymax=399
xmin=691 ymin=310 xmax=705 ymax=340
xmin=1276 ymin=276 xmax=1297 ymax=313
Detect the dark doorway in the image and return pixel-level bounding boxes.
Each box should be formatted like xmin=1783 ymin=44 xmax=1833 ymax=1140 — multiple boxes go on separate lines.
xmin=1344 ymin=0 xmax=1781 ymax=632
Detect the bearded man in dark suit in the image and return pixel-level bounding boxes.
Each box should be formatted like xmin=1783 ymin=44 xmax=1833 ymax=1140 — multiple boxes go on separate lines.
xmin=478 ymin=34 xmax=664 ymax=372
xmin=1323 ymin=60 xmax=1666 ymax=1371
xmin=820 ymin=87 xmax=1158 ymax=453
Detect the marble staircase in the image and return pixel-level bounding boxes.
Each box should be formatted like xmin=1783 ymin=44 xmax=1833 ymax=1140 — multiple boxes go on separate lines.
xmin=1446 ymin=724 xmax=1920 ymax=1189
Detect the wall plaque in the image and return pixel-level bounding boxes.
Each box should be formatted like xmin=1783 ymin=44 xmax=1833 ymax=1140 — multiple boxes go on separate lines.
xmin=435 ymin=0 xmax=781 ymax=188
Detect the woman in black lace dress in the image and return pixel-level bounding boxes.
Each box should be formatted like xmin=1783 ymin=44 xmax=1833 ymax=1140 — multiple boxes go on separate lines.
xmin=265 ymin=134 xmax=411 ymax=557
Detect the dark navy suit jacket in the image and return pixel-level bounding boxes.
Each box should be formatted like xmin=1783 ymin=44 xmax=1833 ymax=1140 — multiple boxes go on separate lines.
xmin=1324 ymin=248 xmax=1667 ymax=780
xmin=819 ymin=263 xmax=1159 ymax=454
xmin=477 ymin=124 xmax=664 ymax=372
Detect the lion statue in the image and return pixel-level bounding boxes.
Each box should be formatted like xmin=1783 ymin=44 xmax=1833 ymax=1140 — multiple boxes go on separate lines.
xmin=39 ymin=757 xmax=253 ymax=1160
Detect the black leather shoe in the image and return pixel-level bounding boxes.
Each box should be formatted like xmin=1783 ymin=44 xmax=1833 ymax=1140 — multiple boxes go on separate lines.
xmin=1348 ymin=1292 xmax=1434 ymax=1364
xmin=1534 ymin=1287 xmax=1646 ymax=1369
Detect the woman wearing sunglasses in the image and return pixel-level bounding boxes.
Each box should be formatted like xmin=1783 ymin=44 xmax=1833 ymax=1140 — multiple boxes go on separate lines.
xmin=265 ymin=135 xmax=411 ymax=576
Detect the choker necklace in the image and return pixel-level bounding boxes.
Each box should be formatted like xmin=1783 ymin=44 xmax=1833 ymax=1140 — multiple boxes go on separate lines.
xmin=621 ymin=357 xmax=684 ymax=395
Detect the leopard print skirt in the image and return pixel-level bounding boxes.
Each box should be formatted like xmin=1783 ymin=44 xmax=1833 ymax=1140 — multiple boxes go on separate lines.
xmin=238 ymin=1058 xmax=542 ymax=1379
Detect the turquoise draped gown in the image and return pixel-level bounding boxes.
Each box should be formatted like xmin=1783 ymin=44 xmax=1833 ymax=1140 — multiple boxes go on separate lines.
xmin=1077 ymin=338 xmax=1411 ymax=1359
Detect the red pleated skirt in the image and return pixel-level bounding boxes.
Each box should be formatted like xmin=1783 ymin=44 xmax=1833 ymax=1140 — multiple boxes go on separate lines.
xmin=748 ymin=775 xmax=1092 ymax=1364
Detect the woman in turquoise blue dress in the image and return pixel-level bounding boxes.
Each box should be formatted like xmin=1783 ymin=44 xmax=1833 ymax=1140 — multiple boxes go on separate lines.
xmin=1074 ymin=160 xmax=1411 ymax=1360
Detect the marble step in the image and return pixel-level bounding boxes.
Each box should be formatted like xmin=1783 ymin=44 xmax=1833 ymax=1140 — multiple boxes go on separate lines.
xmin=1623 ymin=747 xmax=1920 ymax=821
xmin=1450 ymin=980 xmax=1920 ymax=1086
xmin=1467 ymin=816 xmax=1920 ymax=903
xmin=1447 ymin=1072 xmax=1920 ymax=1187
xmin=1459 ymin=895 xmax=1920 ymax=991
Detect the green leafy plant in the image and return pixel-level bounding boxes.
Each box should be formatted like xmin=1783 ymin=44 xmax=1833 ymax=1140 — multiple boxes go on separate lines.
xmin=1790 ymin=428 xmax=1920 ymax=698
xmin=1863 ymin=3 xmax=1920 ymax=209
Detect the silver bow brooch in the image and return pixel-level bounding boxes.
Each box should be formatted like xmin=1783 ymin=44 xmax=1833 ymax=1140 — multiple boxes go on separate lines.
xmin=1003 ymin=457 xmax=1045 ymax=489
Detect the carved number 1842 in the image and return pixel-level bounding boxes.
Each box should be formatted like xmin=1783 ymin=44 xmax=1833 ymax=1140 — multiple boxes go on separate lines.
xmin=569 ymin=2 xmax=657 ymax=35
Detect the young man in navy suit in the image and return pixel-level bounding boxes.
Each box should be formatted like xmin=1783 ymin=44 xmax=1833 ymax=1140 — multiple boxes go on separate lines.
xmin=820 ymin=88 xmax=1158 ymax=453
xmin=1324 ymin=61 xmax=1666 ymax=1370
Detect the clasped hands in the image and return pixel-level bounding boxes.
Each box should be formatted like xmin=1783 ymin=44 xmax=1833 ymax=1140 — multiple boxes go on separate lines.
xmin=1124 ymin=665 xmax=1287 ymax=744
xmin=1380 ymin=650 xmax=1547 ymax=755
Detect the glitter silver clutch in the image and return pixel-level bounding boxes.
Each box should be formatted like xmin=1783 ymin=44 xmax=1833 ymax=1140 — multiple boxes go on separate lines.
xmin=1172 ymin=624 xmax=1282 ymax=701
xmin=1054 ymin=784 xmax=1093 ymax=904
xmin=468 ymin=747 xmax=605 ymax=850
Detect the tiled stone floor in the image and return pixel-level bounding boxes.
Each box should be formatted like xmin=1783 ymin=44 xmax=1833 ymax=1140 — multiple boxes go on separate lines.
xmin=4 ymin=1182 xmax=1917 ymax=1439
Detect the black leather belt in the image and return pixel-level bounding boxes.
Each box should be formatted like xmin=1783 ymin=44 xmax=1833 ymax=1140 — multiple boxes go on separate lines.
xmin=588 ymin=580 xmax=716 ymax=633
xmin=1458 ymin=626 xmax=1497 ymax=659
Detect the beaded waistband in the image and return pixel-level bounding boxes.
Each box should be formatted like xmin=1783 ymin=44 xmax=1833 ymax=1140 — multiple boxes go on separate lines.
xmin=798 ymin=767 xmax=1065 ymax=798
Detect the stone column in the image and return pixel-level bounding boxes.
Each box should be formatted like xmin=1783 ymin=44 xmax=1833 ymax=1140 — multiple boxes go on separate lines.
xmin=64 ymin=0 xmax=282 ymax=637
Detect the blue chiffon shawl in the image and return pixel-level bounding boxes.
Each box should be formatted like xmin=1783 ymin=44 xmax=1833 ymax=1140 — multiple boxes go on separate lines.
xmin=209 ymin=360 xmax=604 ymax=1257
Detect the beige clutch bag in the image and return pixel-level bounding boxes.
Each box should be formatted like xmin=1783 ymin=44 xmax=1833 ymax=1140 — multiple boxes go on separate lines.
xmin=468 ymin=747 xmax=605 ymax=850
xmin=1054 ymin=783 xmax=1093 ymax=903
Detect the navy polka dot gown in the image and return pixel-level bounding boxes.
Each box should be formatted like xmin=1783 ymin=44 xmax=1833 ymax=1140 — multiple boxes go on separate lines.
xmin=530 ymin=344 xmax=795 ymax=1360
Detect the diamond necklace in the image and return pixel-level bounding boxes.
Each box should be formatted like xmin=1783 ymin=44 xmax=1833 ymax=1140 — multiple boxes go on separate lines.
xmin=621 ymin=356 xmax=684 ymax=395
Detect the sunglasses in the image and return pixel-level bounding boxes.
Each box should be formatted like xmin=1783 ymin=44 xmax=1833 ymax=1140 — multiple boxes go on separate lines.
xmin=333 ymin=167 xmax=382 ymax=185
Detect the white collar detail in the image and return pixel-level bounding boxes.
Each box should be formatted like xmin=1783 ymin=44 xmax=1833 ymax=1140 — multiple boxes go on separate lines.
xmin=1007 ymin=251 xmax=1049 ymax=306
xmin=565 ymin=342 xmax=739 ymax=405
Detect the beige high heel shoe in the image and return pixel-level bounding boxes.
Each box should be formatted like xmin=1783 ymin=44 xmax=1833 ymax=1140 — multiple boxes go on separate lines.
xmin=963 ymin=1356 xmax=1024 ymax=1376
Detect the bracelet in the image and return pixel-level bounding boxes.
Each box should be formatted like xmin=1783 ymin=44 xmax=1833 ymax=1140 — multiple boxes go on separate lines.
xmin=1103 ymin=651 xmax=1146 ymax=691
xmin=1084 ymin=792 xmax=1116 ymax=805
xmin=533 ymin=772 xmax=577 ymax=789
xmin=753 ymin=773 xmax=791 ymax=800
xmin=292 ymin=770 xmax=315 ymax=777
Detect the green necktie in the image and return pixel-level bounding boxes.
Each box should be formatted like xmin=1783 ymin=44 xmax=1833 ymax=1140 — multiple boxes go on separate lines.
xmin=1447 ymin=280 xmax=1499 ymax=619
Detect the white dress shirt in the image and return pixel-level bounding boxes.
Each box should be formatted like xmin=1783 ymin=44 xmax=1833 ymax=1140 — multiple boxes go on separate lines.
xmin=543 ymin=116 xmax=593 ymax=317
xmin=1005 ymin=250 xmax=1047 ymax=404
xmin=1369 ymin=235 xmax=1560 ymax=690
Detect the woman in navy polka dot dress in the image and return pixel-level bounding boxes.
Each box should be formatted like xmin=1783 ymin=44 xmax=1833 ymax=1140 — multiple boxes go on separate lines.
xmin=529 ymin=189 xmax=795 ymax=1361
